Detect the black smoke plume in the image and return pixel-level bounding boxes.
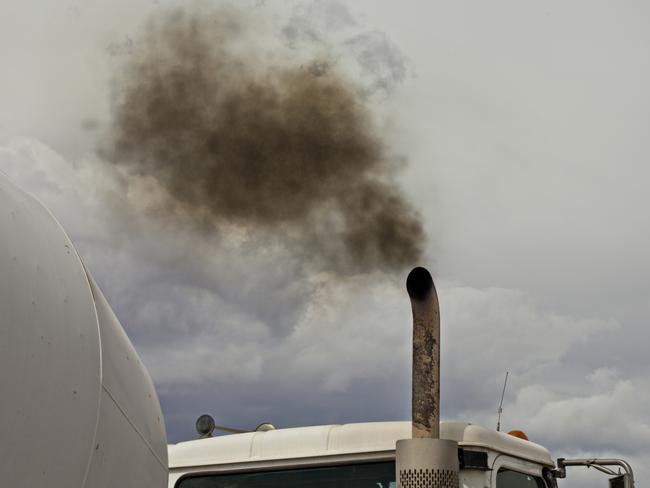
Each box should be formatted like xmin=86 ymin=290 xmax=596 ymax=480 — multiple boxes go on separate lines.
xmin=107 ymin=7 xmax=424 ymax=274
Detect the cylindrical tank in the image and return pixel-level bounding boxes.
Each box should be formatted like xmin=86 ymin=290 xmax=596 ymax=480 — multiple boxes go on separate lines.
xmin=0 ymin=172 xmax=167 ymax=488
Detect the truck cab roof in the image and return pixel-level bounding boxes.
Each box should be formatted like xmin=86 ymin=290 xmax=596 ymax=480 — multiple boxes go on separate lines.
xmin=168 ymin=421 xmax=553 ymax=470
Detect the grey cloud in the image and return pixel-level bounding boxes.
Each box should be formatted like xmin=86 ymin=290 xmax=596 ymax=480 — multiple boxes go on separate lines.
xmin=282 ymin=0 xmax=357 ymax=46
xmin=281 ymin=0 xmax=413 ymax=98
xmin=344 ymin=31 xmax=410 ymax=98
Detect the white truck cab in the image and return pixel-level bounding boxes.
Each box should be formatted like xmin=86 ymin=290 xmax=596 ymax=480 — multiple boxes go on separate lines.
xmin=168 ymin=421 xmax=554 ymax=488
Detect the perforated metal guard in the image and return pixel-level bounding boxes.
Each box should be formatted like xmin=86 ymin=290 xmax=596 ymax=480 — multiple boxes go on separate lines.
xmin=398 ymin=468 xmax=459 ymax=488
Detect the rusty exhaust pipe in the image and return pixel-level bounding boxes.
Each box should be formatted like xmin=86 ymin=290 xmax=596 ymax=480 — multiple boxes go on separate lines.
xmin=407 ymin=266 xmax=440 ymax=439
xmin=396 ymin=267 xmax=459 ymax=488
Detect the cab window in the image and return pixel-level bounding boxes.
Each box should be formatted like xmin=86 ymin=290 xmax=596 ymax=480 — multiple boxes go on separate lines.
xmin=497 ymin=469 xmax=545 ymax=488
xmin=176 ymin=461 xmax=396 ymax=488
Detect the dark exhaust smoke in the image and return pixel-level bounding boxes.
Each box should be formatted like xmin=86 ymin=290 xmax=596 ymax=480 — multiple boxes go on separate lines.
xmin=106 ymin=7 xmax=424 ymax=274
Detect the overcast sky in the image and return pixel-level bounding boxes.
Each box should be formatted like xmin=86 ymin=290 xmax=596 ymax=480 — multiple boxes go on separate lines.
xmin=2 ymin=1 xmax=649 ymax=487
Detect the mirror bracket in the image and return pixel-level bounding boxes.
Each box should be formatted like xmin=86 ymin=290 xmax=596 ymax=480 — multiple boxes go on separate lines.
xmin=552 ymin=458 xmax=635 ymax=488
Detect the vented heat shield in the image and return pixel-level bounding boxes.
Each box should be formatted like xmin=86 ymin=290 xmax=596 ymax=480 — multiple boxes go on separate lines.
xmin=396 ymin=438 xmax=459 ymax=488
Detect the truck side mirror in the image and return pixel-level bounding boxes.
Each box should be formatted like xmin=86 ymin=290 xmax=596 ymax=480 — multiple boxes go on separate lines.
xmin=609 ymin=474 xmax=633 ymax=488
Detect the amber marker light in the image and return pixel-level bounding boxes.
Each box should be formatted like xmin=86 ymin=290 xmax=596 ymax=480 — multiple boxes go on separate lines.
xmin=507 ymin=430 xmax=529 ymax=441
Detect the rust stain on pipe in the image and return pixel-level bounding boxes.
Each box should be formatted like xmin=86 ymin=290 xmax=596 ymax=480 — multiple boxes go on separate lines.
xmin=406 ymin=266 xmax=440 ymax=439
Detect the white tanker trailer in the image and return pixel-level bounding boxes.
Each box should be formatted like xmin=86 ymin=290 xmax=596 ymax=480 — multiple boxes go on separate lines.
xmin=0 ymin=172 xmax=637 ymax=488
xmin=0 ymin=172 xmax=167 ymax=487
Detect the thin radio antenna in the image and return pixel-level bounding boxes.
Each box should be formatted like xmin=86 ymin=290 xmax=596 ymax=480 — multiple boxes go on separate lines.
xmin=496 ymin=371 xmax=509 ymax=432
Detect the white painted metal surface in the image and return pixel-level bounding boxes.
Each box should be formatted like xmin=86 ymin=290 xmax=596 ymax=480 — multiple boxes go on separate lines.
xmin=169 ymin=421 xmax=553 ymax=472
xmin=0 ymin=173 xmax=167 ymax=487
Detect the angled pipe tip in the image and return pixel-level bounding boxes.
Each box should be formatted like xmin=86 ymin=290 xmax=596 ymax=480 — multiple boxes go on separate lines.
xmin=406 ymin=266 xmax=434 ymax=301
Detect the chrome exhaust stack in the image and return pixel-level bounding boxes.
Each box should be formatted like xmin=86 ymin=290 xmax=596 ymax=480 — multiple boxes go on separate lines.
xmin=396 ymin=267 xmax=459 ymax=488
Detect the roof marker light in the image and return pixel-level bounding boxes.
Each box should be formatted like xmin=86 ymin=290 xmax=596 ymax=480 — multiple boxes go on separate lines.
xmin=507 ymin=430 xmax=529 ymax=441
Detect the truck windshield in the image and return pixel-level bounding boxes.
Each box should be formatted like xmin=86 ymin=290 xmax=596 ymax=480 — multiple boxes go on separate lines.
xmin=176 ymin=461 xmax=396 ymax=488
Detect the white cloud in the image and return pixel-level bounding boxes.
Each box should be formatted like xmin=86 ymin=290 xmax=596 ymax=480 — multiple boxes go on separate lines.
xmin=508 ymin=377 xmax=650 ymax=487
xmin=515 ymin=378 xmax=650 ymax=453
